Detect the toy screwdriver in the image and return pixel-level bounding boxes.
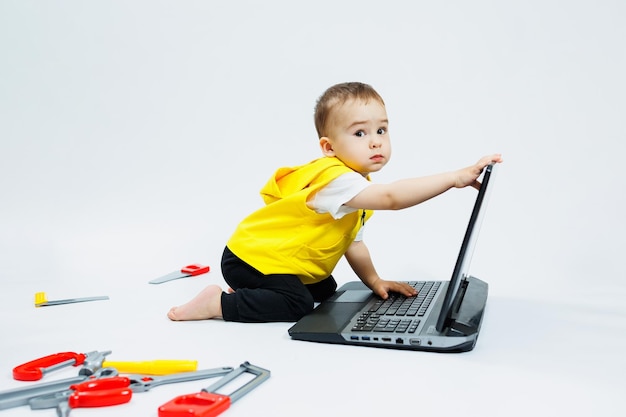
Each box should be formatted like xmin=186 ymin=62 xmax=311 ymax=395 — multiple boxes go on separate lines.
xmin=13 ymin=351 xmax=198 ymax=381
xmin=101 ymin=360 xmax=198 ymax=375
xmin=80 ymin=351 xmax=198 ymax=377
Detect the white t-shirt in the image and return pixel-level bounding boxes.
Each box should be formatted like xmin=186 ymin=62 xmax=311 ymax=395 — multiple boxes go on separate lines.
xmin=309 ymin=172 xmax=371 ymax=241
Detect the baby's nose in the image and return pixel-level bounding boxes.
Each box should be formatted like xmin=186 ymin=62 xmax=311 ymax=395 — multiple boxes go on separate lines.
xmin=370 ymin=139 xmax=382 ymax=148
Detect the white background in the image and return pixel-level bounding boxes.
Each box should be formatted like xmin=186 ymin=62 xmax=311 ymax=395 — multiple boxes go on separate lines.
xmin=1 ymin=1 xmax=624 ymax=416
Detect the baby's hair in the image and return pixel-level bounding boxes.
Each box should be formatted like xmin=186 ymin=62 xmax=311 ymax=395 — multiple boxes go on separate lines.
xmin=314 ymin=82 xmax=385 ymax=138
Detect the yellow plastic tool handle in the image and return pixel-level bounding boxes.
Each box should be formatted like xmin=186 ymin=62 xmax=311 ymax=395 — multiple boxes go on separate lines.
xmin=34 ymin=292 xmax=48 ymax=305
xmin=101 ymin=360 xmax=198 ymax=375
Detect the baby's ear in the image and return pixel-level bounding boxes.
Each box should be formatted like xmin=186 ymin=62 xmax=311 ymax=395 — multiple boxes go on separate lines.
xmin=319 ymin=137 xmax=335 ymax=156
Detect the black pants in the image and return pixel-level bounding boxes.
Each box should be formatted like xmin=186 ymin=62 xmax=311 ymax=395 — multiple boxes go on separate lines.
xmin=220 ymin=246 xmax=337 ymax=322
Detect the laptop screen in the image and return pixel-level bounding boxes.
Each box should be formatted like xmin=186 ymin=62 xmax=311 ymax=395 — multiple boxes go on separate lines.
xmin=435 ymin=163 xmax=496 ymax=332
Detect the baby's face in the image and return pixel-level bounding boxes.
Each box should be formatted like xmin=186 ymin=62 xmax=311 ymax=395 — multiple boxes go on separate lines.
xmin=322 ymin=98 xmax=391 ymax=176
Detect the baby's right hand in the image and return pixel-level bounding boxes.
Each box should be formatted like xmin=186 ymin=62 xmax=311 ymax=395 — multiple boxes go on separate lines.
xmin=454 ymin=154 xmax=502 ymax=189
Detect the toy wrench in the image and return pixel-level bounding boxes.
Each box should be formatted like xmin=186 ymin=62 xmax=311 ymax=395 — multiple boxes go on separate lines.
xmin=0 ymin=368 xmax=117 ymax=411
xmin=0 ymin=375 xmax=85 ymax=411
xmin=127 ymin=367 xmax=234 ymax=392
xmin=158 ymin=362 xmax=270 ymax=417
xmin=149 ymin=264 xmax=210 ymax=284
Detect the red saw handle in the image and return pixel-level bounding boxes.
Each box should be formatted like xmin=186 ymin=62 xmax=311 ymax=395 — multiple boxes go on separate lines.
xmin=158 ymin=392 xmax=231 ymax=417
xmin=69 ymin=377 xmax=133 ymax=408
xmin=181 ymin=264 xmax=210 ymax=276
xmin=13 ymin=352 xmax=87 ymax=381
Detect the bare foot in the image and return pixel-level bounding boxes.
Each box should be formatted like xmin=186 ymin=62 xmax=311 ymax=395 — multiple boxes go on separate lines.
xmin=167 ymin=285 xmax=223 ymax=321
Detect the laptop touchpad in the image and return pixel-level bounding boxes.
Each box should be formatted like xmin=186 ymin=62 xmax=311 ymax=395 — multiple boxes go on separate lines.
xmin=334 ymin=290 xmax=372 ymax=303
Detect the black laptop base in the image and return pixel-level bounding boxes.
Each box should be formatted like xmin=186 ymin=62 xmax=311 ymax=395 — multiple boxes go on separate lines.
xmin=288 ymin=276 xmax=488 ymax=353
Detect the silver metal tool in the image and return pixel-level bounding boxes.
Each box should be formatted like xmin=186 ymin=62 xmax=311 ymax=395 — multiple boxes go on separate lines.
xmin=35 ymin=292 xmax=109 ymax=307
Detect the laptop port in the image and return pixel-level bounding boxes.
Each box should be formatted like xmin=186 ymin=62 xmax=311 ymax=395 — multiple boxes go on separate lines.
xmin=410 ymin=338 xmax=421 ymax=346
xmin=382 ymin=337 xmax=392 ymax=342
xmin=395 ymin=338 xmax=404 ymax=344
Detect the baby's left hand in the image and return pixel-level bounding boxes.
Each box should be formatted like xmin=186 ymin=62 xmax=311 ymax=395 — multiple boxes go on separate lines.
xmin=454 ymin=153 xmax=503 ymax=190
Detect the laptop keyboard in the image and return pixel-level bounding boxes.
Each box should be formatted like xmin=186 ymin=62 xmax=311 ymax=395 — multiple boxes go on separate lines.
xmin=350 ymin=281 xmax=441 ymax=333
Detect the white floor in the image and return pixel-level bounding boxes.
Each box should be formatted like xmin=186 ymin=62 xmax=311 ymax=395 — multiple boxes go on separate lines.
xmin=1 ymin=1 xmax=624 ymax=416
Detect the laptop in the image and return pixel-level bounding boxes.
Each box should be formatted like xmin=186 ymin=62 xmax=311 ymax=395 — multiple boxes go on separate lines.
xmin=288 ymin=163 xmax=497 ymax=353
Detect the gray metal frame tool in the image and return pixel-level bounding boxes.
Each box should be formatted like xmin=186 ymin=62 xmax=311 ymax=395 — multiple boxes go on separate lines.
xmin=157 ymin=361 xmax=271 ymax=417
xmin=201 ymin=362 xmax=270 ymax=403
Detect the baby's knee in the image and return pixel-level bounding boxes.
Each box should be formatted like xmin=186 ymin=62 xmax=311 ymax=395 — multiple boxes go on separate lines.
xmin=289 ymin=294 xmax=315 ymax=321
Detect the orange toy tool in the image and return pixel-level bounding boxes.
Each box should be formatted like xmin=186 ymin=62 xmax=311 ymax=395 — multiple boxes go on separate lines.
xmin=158 ymin=362 xmax=270 ymax=417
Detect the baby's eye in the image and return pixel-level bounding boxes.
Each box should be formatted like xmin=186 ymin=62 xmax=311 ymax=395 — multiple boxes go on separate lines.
xmin=355 ymin=130 xmax=365 ymax=138
xmin=377 ymin=127 xmax=387 ymax=135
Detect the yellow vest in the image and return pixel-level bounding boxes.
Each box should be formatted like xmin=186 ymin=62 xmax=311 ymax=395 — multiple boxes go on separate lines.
xmin=227 ymin=157 xmax=373 ymax=284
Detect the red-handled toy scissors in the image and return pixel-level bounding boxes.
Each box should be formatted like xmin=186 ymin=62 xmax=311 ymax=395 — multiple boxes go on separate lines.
xmin=67 ymin=377 xmax=132 ymax=408
xmin=29 ymin=375 xmax=132 ymax=416
xmin=149 ymin=264 xmax=210 ymax=284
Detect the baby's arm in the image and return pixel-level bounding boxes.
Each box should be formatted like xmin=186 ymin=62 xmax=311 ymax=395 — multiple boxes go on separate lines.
xmin=345 ymin=154 xmax=502 ymax=210
xmin=344 ymin=240 xmax=417 ymax=300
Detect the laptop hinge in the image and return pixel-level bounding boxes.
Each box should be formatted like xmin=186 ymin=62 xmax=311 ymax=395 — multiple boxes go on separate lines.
xmin=447 ymin=276 xmax=488 ymax=337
